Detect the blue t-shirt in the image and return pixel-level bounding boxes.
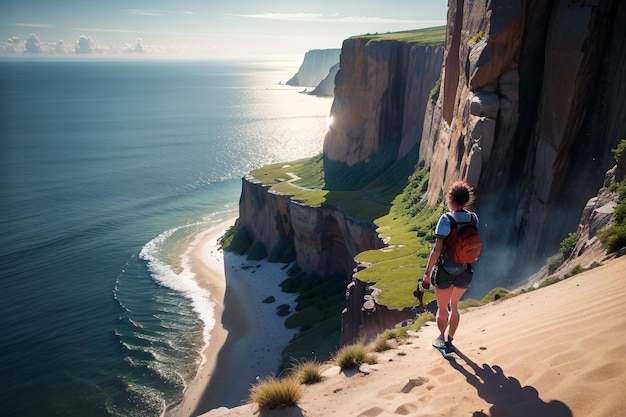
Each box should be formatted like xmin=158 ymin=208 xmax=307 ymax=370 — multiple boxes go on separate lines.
xmin=435 ymin=210 xmax=479 ymax=272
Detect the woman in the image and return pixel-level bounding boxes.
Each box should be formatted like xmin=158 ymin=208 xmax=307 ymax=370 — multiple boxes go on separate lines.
xmin=422 ymin=180 xmax=478 ymax=353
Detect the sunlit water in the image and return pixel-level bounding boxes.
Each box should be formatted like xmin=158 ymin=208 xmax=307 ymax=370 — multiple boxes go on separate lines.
xmin=0 ymin=58 xmax=331 ymax=417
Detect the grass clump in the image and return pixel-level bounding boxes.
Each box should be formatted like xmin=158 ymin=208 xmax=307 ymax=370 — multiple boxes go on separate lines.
xmin=546 ymin=231 xmax=578 ymax=273
xmin=249 ymin=376 xmax=303 ymax=410
xmin=429 ymin=77 xmax=441 ymax=104
xmin=411 ymin=312 xmax=436 ymax=330
xmin=538 ymin=276 xmax=561 ymax=289
xmin=370 ymin=327 xmax=409 ymax=352
xmin=467 ymin=30 xmax=486 ymax=46
xmin=598 ymin=224 xmax=626 ymax=253
xmin=290 ymin=360 xmax=323 ymax=384
xmin=333 ymin=343 xmax=377 ymax=370
xmin=459 ymin=288 xmax=514 ymax=309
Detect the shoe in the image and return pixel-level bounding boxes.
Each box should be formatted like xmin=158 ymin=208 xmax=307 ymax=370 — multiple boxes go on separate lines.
xmin=443 ymin=337 xmax=455 ymax=354
xmin=432 ymin=335 xmax=445 ymax=348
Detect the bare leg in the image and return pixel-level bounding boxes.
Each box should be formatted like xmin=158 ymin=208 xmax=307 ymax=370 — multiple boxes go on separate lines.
xmin=435 ymin=286 xmax=453 ymax=339
xmin=447 ymin=286 xmax=467 ymax=339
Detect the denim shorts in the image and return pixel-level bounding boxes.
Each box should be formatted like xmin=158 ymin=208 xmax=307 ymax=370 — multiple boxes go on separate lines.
xmin=433 ymin=264 xmax=473 ymax=289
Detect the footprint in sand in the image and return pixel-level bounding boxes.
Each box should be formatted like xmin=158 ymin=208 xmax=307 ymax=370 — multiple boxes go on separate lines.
xmin=428 ymin=367 xmax=446 ymax=376
xmin=394 ymin=403 xmax=418 ymax=415
xmin=357 ymin=406 xmax=384 ymax=417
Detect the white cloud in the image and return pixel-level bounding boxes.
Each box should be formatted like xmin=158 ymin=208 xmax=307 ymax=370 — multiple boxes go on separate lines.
xmin=126 ymin=9 xmax=195 ymax=17
xmin=128 ymin=9 xmax=164 ymax=16
xmin=54 ymin=39 xmax=71 ymax=55
xmin=232 ymin=12 xmax=323 ymax=21
xmin=334 ymin=16 xmax=443 ymax=25
xmin=231 ymin=12 xmax=444 ymax=26
xmin=75 ymin=35 xmax=94 ymax=54
xmin=0 ymin=36 xmax=22 ymax=54
xmin=24 ymin=33 xmax=42 ymax=53
xmin=74 ymin=27 xmax=144 ymax=35
xmin=15 ymin=23 xmax=55 ymax=29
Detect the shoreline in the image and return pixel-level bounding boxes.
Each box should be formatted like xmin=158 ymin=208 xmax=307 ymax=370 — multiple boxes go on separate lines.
xmin=167 ymin=218 xmax=298 ymax=417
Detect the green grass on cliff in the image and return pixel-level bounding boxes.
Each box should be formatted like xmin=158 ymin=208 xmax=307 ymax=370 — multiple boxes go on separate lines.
xmin=250 ymin=146 xmax=417 ymax=221
xmin=353 ymin=26 xmax=446 ymax=45
xmin=249 ymin=151 xmax=443 ymax=311
xmin=356 ymin=169 xmax=444 ymax=309
xmin=250 ymin=147 xmax=444 ymax=367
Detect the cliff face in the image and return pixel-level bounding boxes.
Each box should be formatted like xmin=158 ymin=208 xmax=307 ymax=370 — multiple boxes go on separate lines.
xmin=286 ymin=49 xmax=341 ymax=87
xmin=233 ymin=0 xmax=626 ymax=347
xmin=323 ymin=37 xmax=445 ymax=166
xmin=236 ymin=175 xmax=383 ymax=279
xmin=310 ymin=63 xmax=339 ymax=97
xmin=421 ymin=0 xmax=626 ymax=280
xmin=234 ymin=33 xmax=446 ymax=344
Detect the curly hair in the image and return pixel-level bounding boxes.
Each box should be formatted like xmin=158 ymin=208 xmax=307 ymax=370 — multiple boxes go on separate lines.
xmin=447 ymin=180 xmax=475 ymax=208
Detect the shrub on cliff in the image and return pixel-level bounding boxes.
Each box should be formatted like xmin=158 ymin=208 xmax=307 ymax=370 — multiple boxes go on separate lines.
xmin=429 ymin=78 xmax=441 ymax=104
xmin=598 ymin=139 xmax=626 ymax=253
xmin=290 ymin=360 xmax=323 ymax=384
xmin=333 ymin=343 xmax=377 ymax=370
xmin=546 ymin=231 xmax=578 ymax=273
xmin=249 ymin=376 xmax=302 ymax=410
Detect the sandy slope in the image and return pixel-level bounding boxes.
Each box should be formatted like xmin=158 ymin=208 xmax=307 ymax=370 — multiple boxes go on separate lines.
xmin=199 ymin=255 xmax=626 ymax=417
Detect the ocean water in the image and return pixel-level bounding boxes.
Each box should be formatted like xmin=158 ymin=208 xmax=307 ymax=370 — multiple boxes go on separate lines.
xmin=0 ymin=58 xmax=332 ymax=417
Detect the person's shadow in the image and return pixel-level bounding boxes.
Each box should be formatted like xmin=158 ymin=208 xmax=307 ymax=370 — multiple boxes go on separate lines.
xmin=445 ymin=348 xmax=573 ymax=417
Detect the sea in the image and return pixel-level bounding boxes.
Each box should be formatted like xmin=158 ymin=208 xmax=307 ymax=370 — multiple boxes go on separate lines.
xmin=0 ymin=58 xmax=332 ymax=417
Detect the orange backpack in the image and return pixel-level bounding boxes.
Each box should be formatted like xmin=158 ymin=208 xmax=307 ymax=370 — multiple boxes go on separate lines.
xmin=444 ymin=213 xmax=482 ymax=264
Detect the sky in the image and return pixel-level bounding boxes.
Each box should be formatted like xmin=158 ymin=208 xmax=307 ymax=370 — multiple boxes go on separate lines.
xmin=0 ymin=1 xmax=448 ymax=59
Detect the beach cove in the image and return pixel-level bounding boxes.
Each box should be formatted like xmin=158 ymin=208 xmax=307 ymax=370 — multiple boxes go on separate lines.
xmin=167 ymin=219 xmax=300 ymax=416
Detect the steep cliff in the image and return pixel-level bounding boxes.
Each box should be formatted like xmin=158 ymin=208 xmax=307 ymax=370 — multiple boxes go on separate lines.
xmin=235 ymin=174 xmax=383 ymax=280
xmin=286 ymin=49 xmax=341 ymax=87
xmin=421 ymin=0 xmax=626 ymax=282
xmin=232 ymin=0 xmax=626 ymax=351
xmin=309 ymin=63 xmax=339 ymax=97
xmin=323 ymin=28 xmax=446 ymax=166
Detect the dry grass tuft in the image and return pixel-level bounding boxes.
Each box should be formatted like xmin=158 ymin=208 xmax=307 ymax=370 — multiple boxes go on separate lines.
xmin=291 ymin=360 xmax=323 ymax=384
xmin=249 ymin=375 xmax=303 ymax=410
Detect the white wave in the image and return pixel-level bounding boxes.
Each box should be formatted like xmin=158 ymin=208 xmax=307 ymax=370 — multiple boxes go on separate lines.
xmin=139 ymin=221 xmax=221 ymax=363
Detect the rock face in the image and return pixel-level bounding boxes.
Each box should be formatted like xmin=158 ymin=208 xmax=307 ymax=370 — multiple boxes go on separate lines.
xmin=309 ymin=63 xmax=339 ymax=97
xmin=323 ymin=36 xmax=445 ymax=166
xmin=421 ymin=0 xmax=626 ymax=282
xmin=567 ymin=147 xmax=626 ymax=271
xmin=236 ymin=174 xmax=384 ymax=279
xmin=233 ymin=1 xmax=626 ymax=347
xmin=286 ymin=49 xmax=341 ymax=87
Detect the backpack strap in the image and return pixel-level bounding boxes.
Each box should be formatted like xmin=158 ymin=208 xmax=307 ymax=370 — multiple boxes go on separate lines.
xmin=445 ymin=213 xmax=458 ymax=229
xmin=443 ymin=214 xmax=456 ymax=260
xmin=446 ymin=211 xmax=477 ymax=228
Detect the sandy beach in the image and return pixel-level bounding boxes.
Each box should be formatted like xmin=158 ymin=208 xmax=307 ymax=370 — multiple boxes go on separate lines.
xmin=197 ymin=254 xmax=626 ymax=417
xmin=167 ymin=219 xmax=299 ymax=417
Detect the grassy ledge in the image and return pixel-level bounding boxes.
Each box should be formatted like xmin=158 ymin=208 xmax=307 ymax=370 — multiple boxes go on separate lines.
xmin=350 ymin=26 xmax=447 ymax=45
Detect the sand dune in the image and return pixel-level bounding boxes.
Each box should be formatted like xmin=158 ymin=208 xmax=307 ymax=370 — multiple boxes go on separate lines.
xmin=199 ymin=255 xmax=626 ymax=417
